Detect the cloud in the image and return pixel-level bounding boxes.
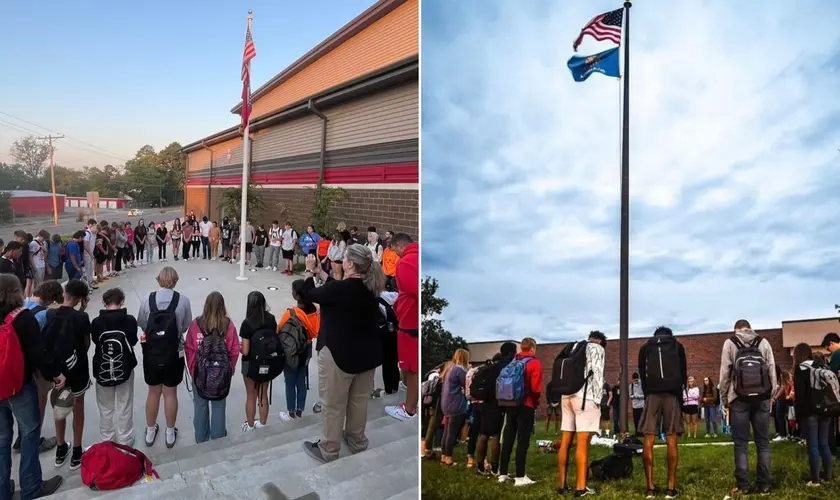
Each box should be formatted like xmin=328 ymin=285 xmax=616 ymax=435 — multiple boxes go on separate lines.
xmin=421 ymin=0 xmax=840 ymax=343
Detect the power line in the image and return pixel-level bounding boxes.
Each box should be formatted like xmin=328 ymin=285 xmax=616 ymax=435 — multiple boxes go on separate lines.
xmin=0 ymin=110 xmax=129 ymax=161
xmin=0 ymin=120 xmax=129 ymax=163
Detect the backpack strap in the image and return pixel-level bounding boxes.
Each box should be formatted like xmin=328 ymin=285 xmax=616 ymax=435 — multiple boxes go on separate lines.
xmin=166 ymin=292 xmax=180 ymax=313
xmin=4 ymin=307 xmax=24 ymax=325
xmin=729 ymin=335 xmax=744 ymax=350
xmin=749 ymin=336 xmax=763 ymax=349
xmin=148 ymin=292 xmax=159 ymax=314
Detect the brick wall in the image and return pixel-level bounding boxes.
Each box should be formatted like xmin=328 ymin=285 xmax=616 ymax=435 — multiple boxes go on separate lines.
xmin=207 ymin=187 xmax=418 ymax=238
xmin=533 ymin=329 xmax=791 ymax=419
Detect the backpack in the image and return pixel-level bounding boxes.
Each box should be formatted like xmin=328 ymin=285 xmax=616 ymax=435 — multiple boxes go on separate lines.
xmin=464 ymin=366 xmax=479 ymax=400
xmin=277 ymin=309 xmax=308 ymax=371
xmin=422 ymin=374 xmax=442 ymax=406
xmin=29 ymin=304 xmax=47 ymax=317
xmin=142 ymin=292 xmax=181 ymax=369
xmin=193 ymin=321 xmax=233 ymax=401
xmin=81 ymin=442 xmax=159 ymax=491
xmin=93 ymin=329 xmax=136 ymax=387
xmin=59 ymin=242 xmax=68 ymax=264
xmin=378 ymin=298 xmax=398 ymax=336
xmin=807 ymin=364 xmax=840 ymax=417
xmin=469 ymin=362 xmax=499 ymax=401
xmin=43 ymin=309 xmax=79 ymax=374
xmin=589 ymin=453 xmax=633 ymax=481
xmin=730 ymin=336 xmax=772 ymax=401
xmin=643 ymin=335 xmax=683 ymax=393
xmin=550 ymin=341 xmax=591 ymax=399
xmin=0 ymin=308 xmax=26 ymax=400
xmin=496 ymin=357 xmax=532 ymax=407
xmin=246 ymin=325 xmax=285 ymax=384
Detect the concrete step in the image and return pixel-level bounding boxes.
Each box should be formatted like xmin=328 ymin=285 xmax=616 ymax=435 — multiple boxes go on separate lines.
xmin=48 ymin=404 xmax=416 ymax=500
xmin=52 ymin=399 xmax=398 ymax=495
xmin=386 ymin=487 xmax=419 ymax=500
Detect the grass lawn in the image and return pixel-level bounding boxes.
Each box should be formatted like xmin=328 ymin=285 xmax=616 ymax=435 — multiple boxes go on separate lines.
xmin=422 ymin=424 xmax=838 ymax=499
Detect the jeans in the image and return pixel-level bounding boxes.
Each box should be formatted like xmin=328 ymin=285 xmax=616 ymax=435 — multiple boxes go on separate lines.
xmin=612 ymin=406 xmax=621 ymax=434
xmin=201 ymin=236 xmax=210 ymax=259
xmin=267 ymin=246 xmax=281 ymax=268
xmin=705 ymin=405 xmax=719 ymax=435
xmin=773 ymin=399 xmax=788 ymax=437
xmin=730 ymin=399 xmax=771 ymax=490
xmin=254 ymin=245 xmax=266 ymax=266
xmin=145 ymin=243 xmax=153 ymax=262
xmin=499 ymin=406 xmax=535 ymax=478
xmin=802 ymin=414 xmax=833 ymax=482
xmin=284 ymin=347 xmax=310 ymax=412
xmin=193 ymin=394 xmax=226 ymax=443
xmin=0 ymin=381 xmax=42 ymax=500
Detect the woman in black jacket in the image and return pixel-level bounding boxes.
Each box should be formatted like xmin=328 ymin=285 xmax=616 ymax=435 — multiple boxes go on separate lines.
xmin=300 ymin=244 xmax=386 ymax=464
xmin=792 ymin=342 xmax=834 ymax=485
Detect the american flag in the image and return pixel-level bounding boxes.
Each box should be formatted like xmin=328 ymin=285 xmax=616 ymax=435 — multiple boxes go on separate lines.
xmin=240 ymin=20 xmax=257 ymax=131
xmin=573 ymin=8 xmax=623 ymax=52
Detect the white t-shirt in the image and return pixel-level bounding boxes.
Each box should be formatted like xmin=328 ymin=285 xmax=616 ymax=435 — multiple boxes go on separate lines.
xmin=29 ymin=240 xmax=45 ymax=269
xmin=83 ymin=229 xmax=95 ymax=255
xmin=199 ymin=221 xmax=212 ymax=237
xmin=268 ymin=227 xmax=283 ymax=247
xmin=281 ymin=228 xmax=297 ymax=251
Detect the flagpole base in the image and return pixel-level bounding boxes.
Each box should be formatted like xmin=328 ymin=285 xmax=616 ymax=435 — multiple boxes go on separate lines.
xmin=236 ymin=275 xmax=249 ymax=281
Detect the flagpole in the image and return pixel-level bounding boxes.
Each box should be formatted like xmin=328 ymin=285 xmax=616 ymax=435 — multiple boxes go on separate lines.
xmin=236 ymin=10 xmax=253 ymax=281
xmin=618 ymin=0 xmax=632 ymax=435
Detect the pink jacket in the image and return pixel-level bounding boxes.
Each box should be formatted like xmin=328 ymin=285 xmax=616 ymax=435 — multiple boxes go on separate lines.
xmin=184 ymin=318 xmax=240 ymax=377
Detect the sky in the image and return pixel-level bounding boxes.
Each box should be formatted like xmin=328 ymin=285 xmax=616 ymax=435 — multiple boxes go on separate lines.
xmin=421 ymin=0 xmax=840 ymax=344
xmin=0 ymin=0 xmax=376 ymax=169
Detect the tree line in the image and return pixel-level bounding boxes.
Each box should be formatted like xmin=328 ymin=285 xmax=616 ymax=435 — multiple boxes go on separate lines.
xmin=422 ymin=276 xmax=468 ymax=375
xmin=1 ymin=135 xmax=186 ymax=207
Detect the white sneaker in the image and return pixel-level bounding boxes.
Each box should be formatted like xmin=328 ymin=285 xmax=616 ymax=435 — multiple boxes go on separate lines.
xmin=211 ymin=257 xmax=216 ymax=261
xmin=242 ymin=422 xmax=254 ymax=432
xmin=399 ymin=381 xmax=408 ymax=391
xmin=497 ymin=475 xmax=510 ymax=483
xmin=278 ymin=411 xmax=292 ymax=422
xmin=255 ymin=421 xmax=265 ymax=429
xmin=772 ymin=435 xmax=785 ymax=442
xmin=385 ymin=404 xmax=417 ymax=422
xmin=513 ymin=476 xmax=537 ymax=487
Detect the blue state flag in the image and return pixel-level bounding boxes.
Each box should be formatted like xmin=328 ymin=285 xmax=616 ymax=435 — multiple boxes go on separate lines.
xmin=567 ymin=47 xmax=620 ymax=82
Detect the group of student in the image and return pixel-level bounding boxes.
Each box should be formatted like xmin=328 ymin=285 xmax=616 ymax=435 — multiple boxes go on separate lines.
xmin=426 ymin=320 xmax=840 ymax=498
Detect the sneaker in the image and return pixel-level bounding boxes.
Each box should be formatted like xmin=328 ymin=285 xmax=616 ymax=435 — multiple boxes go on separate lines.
xmin=69 ymin=446 xmax=83 ymax=471
xmin=278 ymin=411 xmax=292 ymax=422
xmin=385 ymin=404 xmax=417 ymax=422
xmin=255 ymin=421 xmax=266 ymax=429
xmin=497 ymin=475 xmax=511 ymax=483
xmin=645 ymin=489 xmax=659 ymax=498
xmin=242 ymin=422 xmax=254 ymax=432
xmin=513 ymin=476 xmax=537 ymax=487
xmin=772 ymin=435 xmax=785 ymax=442
xmin=295 ymin=410 xmax=303 ymax=418
xmin=574 ymin=487 xmax=596 ymax=497
xmin=557 ymin=486 xmax=572 ymax=495
xmin=54 ymin=442 xmax=70 ymax=467
xmin=145 ymin=424 xmax=159 ymax=447
xmin=38 ymin=476 xmax=63 ymax=497
xmin=40 ymin=436 xmax=57 ymax=453
xmin=399 ymin=381 xmax=408 ymax=391
xmin=165 ymin=427 xmax=178 ymax=449
xmin=664 ymin=489 xmax=681 ymax=499
xmin=806 ymin=481 xmax=821 ymax=487
xmin=753 ymin=487 xmax=771 ymax=496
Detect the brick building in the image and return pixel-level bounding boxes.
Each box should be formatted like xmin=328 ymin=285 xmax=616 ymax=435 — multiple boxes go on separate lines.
xmin=467 ymin=316 xmax=840 ymax=419
xmin=182 ymin=0 xmax=419 ymax=237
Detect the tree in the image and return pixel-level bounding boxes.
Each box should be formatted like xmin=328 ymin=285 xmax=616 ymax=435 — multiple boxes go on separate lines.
xmin=308 ymin=185 xmax=348 ymax=234
xmin=9 ymin=136 xmax=50 ymax=180
xmin=421 ymin=276 xmax=468 ymax=375
xmin=0 ymin=191 xmax=12 ymax=223
xmin=219 ymin=185 xmax=266 ymax=222
xmin=0 ymin=162 xmax=27 ymax=190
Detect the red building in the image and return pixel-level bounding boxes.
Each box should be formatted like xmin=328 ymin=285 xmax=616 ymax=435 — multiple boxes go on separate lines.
xmin=8 ymin=190 xmax=66 ymax=217
xmin=64 ymin=196 xmax=129 ymax=210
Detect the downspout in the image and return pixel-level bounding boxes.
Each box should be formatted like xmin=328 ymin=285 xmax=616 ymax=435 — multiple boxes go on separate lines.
xmin=200 ymin=141 xmax=214 ymax=218
xmin=308 ymin=99 xmax=328 ymax=186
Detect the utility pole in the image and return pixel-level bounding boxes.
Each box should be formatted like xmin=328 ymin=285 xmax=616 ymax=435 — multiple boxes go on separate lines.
xmin=39 ymin=134 xmax=64 ymax=226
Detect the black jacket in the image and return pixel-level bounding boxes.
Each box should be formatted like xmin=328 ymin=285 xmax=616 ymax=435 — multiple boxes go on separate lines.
xmin=3 ymin=307 xmax=62 ymax=391
xmin=793 ymin=361 xmax=815 ymax=420
xmin=638 ymin=333 xmax=687 ymax=398
xmin=304 ymin=276 xmax=381 ymax=374
xmin=91 ymin=308 xmax=139 ymax=348
xmin=0 ymin=257 xmax=25 ymax=288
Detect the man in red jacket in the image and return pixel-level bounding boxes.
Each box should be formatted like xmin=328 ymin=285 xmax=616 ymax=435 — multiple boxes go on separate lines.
xmin=498 ymin=337 xmax=542 ymax=487
xmin=385 ymin=233 xmax=419 ymax=422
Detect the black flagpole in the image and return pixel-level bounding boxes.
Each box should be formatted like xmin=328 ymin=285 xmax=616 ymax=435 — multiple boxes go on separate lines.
xmin=619 ymin=0 xmax=632 ymax=436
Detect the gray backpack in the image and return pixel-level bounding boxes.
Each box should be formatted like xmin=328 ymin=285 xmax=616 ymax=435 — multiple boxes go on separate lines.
xmin=278 ymin=309 xmax=308 ymax=370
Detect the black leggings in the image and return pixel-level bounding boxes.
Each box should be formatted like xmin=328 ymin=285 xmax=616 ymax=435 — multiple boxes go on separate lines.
xmin=381 ymin=332 xmax=400 ymax=393
xmin=136 ymin=241 xmax=145 ymax=260
xmin=468 ymin=405 xmax=483 ymax=456
xmin=158 ymin=244 xmax=166 ymax=259
xmin=192 ymin=239 xmax=200 ymax=258
xmin=115 ymin=248 xmax=123 ymax=272
xmin=182 ymin=239 xmax=190 ymax=259
xmin=499 ymin=406 xmax=535 ymax=478
xmin=443 ymin=414 xmax=467 ymax=457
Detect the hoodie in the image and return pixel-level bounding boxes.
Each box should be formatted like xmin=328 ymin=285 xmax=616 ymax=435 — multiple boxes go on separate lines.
xmin=793 ymin=360 xmax=815 ymax=420
xmin=718 ymin=329 xmax=778 ymax=405
xmin=516 ymin=351 xmax=543 ymax=409
xmin=91 ymin=308 xmax=139 ymax=384
xmin=185 ymin=318 xmax=240 ymax=377
xmin=394 ymin=242 xmax=419 ymax=334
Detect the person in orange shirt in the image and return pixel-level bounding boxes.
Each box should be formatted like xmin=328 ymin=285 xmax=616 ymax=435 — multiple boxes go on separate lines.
xmin=277 ymin=280 xmax=320 ymax=421
xmin=381 ymin=243 xmax=400 ymax=292
xmin=317 ymin=232 xmax=331 ymax=274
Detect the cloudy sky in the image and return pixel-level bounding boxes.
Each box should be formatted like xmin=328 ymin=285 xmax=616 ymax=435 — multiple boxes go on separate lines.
xmin=421 ymin=0 xmax=840 ymax=344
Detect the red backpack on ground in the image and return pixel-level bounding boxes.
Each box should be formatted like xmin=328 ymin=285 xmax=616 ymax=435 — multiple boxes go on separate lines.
xmin=81 ymin=442 xmax=159 ymax=491
xmin=0 ymin=308 xmax=26 ymax=400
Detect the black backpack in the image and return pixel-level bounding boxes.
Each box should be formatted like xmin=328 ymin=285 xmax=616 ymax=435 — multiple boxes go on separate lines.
xmin=643 ymin=335 xmax=683 ymax=393
xmin=806 ymin=364 xmax=840 ymax=417
xmin=93 ymin=329 xmax=136 ymax=387
xmin=550 ymin=341 xmax=590 ymax=397
xmin=731 ymin=336 xmax=772 ymax=401
xmin=469 ymin=362 xmax=499 ymax=401
xmin=277 ymin=309 xmax=308 ymax=370
xmin=29 ymin=305 xmax=47 ymax=318
xmin=142 ymin=292 xmax=181 ymax=369
xmin=589 ymin=453 xmax=633 ymax=481
xmin=193 ymin=322 xmax=233 ymax=401
xmin=378 ymin=298 xmax=398 ymax=336
xmin=246 ymin=325 xmax=285 ymax=384
xmin=43 ymin=309 xmax=79 ymax=373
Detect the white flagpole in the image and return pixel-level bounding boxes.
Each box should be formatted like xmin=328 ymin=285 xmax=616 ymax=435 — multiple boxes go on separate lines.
xmin=236 ymin=11 xmax=253 ymax=281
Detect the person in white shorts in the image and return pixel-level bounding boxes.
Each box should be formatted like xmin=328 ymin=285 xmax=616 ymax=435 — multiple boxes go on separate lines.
xmin=557 ymin=330 xmax=606 ymax=496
